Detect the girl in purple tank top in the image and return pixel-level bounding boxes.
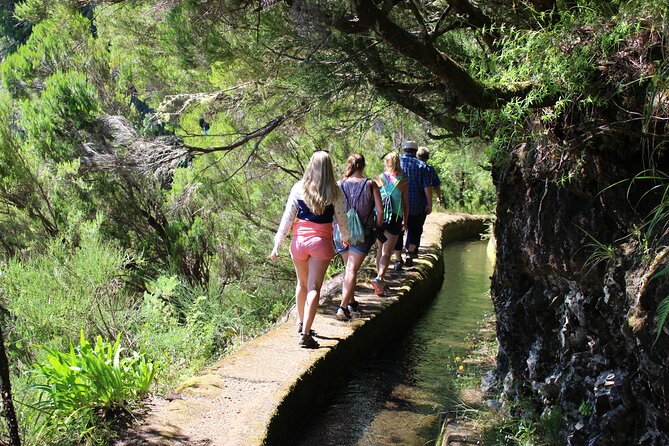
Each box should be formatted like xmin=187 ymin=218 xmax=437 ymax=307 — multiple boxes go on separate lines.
xmin=334 ymin=154 xmax=384 ymax=321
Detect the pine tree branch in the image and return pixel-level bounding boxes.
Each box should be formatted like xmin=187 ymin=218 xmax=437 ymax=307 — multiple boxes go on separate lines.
xmin=351 ymin=0 xmax=532 ymax=109
xmin=184 ymin=116 xmax=285 ymax=153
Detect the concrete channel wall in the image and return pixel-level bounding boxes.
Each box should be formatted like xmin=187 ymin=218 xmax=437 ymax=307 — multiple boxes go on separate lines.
xmin=116 ymin=212 xmax=489 ymax=446
xmin=263 ymin=213 xmax=489 ymax=445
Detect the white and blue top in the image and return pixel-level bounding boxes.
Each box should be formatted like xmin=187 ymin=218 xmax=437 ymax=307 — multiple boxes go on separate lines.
xmin=273 ymin=180 xmax=349 ymax=250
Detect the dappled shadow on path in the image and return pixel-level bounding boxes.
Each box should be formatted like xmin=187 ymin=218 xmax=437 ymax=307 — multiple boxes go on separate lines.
xmin=113 ymin=407 xmax=213 ymax=446
xmin=118 ymin=427 xmax=213 ymax=446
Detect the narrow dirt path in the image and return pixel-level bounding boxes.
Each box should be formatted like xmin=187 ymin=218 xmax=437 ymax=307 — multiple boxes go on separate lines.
xmin=115 ymin=212 xmax=486 ymax=446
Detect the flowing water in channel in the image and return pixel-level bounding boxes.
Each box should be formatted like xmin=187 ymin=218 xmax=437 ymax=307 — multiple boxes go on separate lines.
xmin=297 ymin=239 xmax=495 ymax=446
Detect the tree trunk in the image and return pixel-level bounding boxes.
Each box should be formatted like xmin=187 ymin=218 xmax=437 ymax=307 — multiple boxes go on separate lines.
xmin=0 ymin=322 xmax=21 ymax=446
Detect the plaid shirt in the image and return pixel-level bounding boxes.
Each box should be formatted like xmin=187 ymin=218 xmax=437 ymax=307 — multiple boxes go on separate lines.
xmin=426 ymin=164 xmax=441 ymax=187
xmin=400 ymin=152 xmax=431 ymax=216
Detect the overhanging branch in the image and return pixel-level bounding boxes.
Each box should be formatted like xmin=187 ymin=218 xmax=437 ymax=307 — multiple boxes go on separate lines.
xmin=351 ymin=0 xmax=533 ymax=108
xmin=80 ymin=114 xmax=287 ymax=177
xmin=352 ymin=0 xmax=486 ymax=107
xmin=372 ymin=76 xmax=466 ymax=132
xmin=185 ymin=116 xmax=285 ymax=153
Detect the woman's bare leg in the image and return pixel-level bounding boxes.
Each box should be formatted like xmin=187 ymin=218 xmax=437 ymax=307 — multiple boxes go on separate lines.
xmin=293 ymin=258 xmax=309 ymax=325
xmin=378 ymin=232 xmax=400 ymax=281
xmin=340 ymin=250 xmax=366 ymax=308
xmin=302 ymin=256 xmax=331 ymax=335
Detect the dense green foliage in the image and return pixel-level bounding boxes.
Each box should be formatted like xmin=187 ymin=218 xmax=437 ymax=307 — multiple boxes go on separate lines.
xmin=0 ymin=2 xmax=495 ymax=443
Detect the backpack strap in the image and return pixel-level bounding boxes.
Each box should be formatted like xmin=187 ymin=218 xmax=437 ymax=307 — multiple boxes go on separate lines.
xmin=341 ymin=179 xmax=351 ymax=209
xmin=357 ymin=179 xmax=373 ymax=227
xmin=385 ymin=174 xmax=400 ymax=197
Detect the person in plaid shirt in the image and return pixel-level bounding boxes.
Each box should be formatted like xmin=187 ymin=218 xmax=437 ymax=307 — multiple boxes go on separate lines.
xmin=417 ymin=146 xmax=445 ymax=208
xmin=394 ymin=140 xmax=432 ymax=267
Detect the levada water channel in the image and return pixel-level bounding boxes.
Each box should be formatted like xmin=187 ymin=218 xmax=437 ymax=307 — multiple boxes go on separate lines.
xmin=297 ymin=239 xmax=495 ymax=446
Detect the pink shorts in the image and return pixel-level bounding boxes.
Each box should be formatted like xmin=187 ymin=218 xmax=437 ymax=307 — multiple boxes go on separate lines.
xmin=290 ymin=235 xmax=335 ymax=261
xmin=289 ymin=220 xmax=335 ymax=261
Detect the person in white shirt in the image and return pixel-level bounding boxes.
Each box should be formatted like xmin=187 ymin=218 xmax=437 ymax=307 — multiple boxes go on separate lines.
xmin=271 ymin=151 xmax=349 ymax=348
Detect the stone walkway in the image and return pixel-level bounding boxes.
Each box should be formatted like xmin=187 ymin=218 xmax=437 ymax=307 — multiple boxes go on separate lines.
xmin=115 ymin=212 xmax=487 ymax=446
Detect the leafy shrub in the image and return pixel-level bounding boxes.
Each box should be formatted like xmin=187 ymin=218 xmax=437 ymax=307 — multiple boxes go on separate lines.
xmin=134 ymin=275 xmax=293 ymax=390
xmin=20 ymin=70 xmax=100 ymax=160
xmin=29 ymin=332 xmax=155 ymax=442
xmin=32 ymin=332 xmax=155 ymax=413
xmin=1 ymin=228 xmax=137 ymax=350
xmin=2 ymin=7 xmax=98 ymax=99
xmin=431 ymin=145 xmax=496 ymax=213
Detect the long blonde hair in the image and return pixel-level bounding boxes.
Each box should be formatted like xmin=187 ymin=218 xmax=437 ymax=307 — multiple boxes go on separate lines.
xmin=302 ymin=151 xmax=341 ymax=215
xmin=384 ymin=152 xmax=403 ymax=176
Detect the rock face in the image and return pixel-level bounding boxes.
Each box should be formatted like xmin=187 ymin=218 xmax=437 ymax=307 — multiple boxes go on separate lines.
xmin=491 ymin=134 xmax=669 ymax=443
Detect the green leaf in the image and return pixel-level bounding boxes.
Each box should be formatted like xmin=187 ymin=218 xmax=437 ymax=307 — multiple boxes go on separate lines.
xmin=654 ymin=295 xmax=669 ymax=345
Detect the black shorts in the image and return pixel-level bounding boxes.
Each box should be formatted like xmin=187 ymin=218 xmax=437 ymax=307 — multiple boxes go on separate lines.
xmin=406 ymin=212 xmax=427 ymax=247
xmin=383 ymin=217 xmax=403 ymax=236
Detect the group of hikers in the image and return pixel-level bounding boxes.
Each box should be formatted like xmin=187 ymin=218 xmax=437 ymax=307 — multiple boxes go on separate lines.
xmin=270 ymin=141 xmax=444 ymax=349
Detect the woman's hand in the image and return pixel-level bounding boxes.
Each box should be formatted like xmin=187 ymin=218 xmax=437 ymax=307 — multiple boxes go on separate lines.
xmin=270 ymin=246 xmax=279 ymax=262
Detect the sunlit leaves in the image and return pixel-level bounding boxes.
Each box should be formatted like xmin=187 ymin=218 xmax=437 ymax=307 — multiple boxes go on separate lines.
xmin=20 ymin=71 xmax=100 ymax=160
xmin=2 ymin=6 xmax=96 ymax=97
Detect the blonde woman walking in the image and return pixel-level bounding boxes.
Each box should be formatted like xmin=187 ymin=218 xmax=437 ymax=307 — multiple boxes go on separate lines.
xmin=334 ymin=154 xmax=384 ymax=320
xmin=372 ymin=152 xmax=408 ymax=296
xmin=271 ymin=151 xmax=349 ymax=348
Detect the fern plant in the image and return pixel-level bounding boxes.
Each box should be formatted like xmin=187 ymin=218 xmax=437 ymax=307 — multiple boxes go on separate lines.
xmin=652 ymin=266 xmax=669 ymax=344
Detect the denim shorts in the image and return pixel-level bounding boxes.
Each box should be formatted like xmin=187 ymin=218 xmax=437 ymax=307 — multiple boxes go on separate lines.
xmin=335 ymin=230 xmax=375 ymax=256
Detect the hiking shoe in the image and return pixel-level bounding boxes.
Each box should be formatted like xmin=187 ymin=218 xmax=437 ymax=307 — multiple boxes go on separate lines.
xmin=347 ymin=300 xmax=359 ymax=311
xmin=336 ymin=306 xmax=351 ymax=321
xmin=299 ymin=333 xmax=319 ymax=349
xmin=393 ymin=259 xmax=404 ymax=271
xmin=297 ymin=322 xmax=315 ymax=336
xmin=372 ymin=277 xmax=384 ymax=296
xmin=405 ymin=256 xmax=413 ymax=267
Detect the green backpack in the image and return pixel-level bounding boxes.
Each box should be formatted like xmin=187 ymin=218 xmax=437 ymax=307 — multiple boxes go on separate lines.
xmin=380 ymin=174 xmax=401 ymax=223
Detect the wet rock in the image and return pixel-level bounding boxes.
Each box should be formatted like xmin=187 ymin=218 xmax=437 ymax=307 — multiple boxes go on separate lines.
xmin=490 ymin=122 xmax=669 ymax=444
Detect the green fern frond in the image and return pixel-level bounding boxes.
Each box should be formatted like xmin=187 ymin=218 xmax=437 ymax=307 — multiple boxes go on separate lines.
xmin=650 ymin=266 xmax=669 ymax=345
xmin=654 ymin=295 xmax=669 ymax=345
xmin=652 ymin=266 xmax=669 ymax=280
